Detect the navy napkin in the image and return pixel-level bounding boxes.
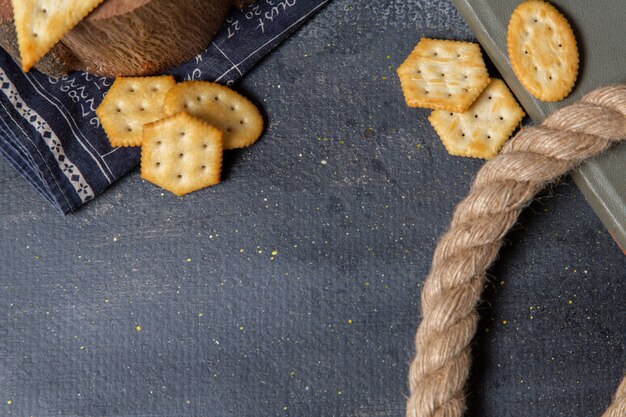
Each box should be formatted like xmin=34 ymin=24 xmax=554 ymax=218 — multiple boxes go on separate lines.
xmin=0 ymin=1 xmax=330 ymax=214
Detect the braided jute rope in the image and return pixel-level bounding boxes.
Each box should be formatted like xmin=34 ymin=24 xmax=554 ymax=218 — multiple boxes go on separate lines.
xmin=406 ymin=84 xmax=626 ymax=417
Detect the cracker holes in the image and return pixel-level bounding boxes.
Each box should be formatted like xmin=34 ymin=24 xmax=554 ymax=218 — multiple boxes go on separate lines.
xmin=201 ymin=165 xmax=207 ymax=170
xmin=179 ymin=131 xmax=186 ymax=137
xmin=151 ymin=87 xmax=159 ymax=92
xmin=155 ymin=162 xmax=161 ymax=168
xmin=499 ymin=116 xmax=504 ymax=120
xmin=226 ymin=127 xmax=232 ymax=133
xmin=40 ymin=8 xmax=47 ymax=14
xmin=214 ymin=96 xmax=220 ymax=101
xmin=32 ymin=32 xmax=38 ymax=38
xmin=177 ymin=174 xmax=183 ymax=180
xmin=178 ymin=153 xmax=184 ymax=158
xmin=129 ymin=87 xmax=136 ymax=93
xmin=474 ymin=114 xmax=479 ymax=119
xmin=196 ymin=96 xmax=203 ymax=102
xmin=230 ymin=106 xmax=236 ymax=111
xmin=139 ymin=106 xmax=146 ymax=112
xmin=239 ymin=120 xmax=245 ymax=125
xmin=461 ymin=132 xmax=466 ymax=137
xmin=116 ymin=107 xmax=122 ymax=113
xmin=488 ymin=95 xmax=492 ymax=100
xmin=126 ymin=126 xmax=133 ymax=132
xmin=203 ymin=143 xmax=208 ymax=149
xmin=487 ymin=134 xmax=491 ymax=139
xmin=156 ymin=140 xmax=162 ymax=145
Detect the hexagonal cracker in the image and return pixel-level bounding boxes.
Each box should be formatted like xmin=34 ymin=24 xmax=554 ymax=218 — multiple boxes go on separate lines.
xmin=428 ymin=79 xmax=525 ymax=159
xmin=96 ymin=76 xmax=176 ymax=147
xmin=141 ymin=112 xmax=223 ymax=196
xmin=397 ymin=38 xmax=490 ymax=112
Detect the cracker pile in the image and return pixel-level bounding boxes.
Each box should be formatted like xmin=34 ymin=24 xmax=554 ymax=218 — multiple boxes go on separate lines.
xmin=96 ymin=78 xmax=263 ymax=196
xmin=398 ymin=2 xmax=580 ymax=159
xmin=398 ymin=38 xmax=525 ymax=159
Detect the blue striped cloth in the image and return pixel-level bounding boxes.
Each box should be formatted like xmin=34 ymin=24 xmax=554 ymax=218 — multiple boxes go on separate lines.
xmin=0 ymin=1 xmax=330 ymax=214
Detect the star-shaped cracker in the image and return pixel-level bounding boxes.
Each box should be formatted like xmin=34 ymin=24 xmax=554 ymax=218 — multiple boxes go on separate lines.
xmin=96 ymin=76 xmax=176 ymax=147
xmin=397 ymin=38 xmax=490 ymax=112
xmin=11 ymin=0 xmax=105 ymax=72
xmin=429 ymin=79 xmax=525 ymax=159
xmin=141 ymin=112 xmax=223 ymax=196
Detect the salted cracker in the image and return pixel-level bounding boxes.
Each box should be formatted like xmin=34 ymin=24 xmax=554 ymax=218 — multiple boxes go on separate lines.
xmin=507 ymin=0 xmax=579 ymax=102
xmin=429 ymin=79 xmax=525 ymax=159
xmin=397 ymin=38 xmax=490 ymax=112
xmin=163 ymin=81 xmax=263 ymax=150
xmin=141 ymin=112 xmax=223 ymax=196
xmin=11 ymin=0 xmax=105 ymax=72
xmin=96 ymin=76 xmax=176 ymax=147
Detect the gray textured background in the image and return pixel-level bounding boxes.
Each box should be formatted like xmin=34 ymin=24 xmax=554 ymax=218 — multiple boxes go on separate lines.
xmin=0 ymin=1 xmax=624 ymax=416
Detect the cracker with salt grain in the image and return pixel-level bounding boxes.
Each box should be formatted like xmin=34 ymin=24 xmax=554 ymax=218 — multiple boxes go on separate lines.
xmin=141 ymin=112 xmax=223 ymax=196
xmin=11 ymin=0 xmax=105 ymax=72
xmin=163 ymin=81 xmax=263 ymax=150
xmin=96 ymin=76 xmax=176 ymax=147
xmin=397 ymin=38 xmax=490 ymax=112
xmin=429 ymin=79 xmax=525 ymax=159
xmin=507 ymin=0 xmax=578 ymax=102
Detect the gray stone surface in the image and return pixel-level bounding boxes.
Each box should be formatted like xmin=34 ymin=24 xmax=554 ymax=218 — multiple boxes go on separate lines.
xmin=0 ymin=1 xmax=624 ymax=416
